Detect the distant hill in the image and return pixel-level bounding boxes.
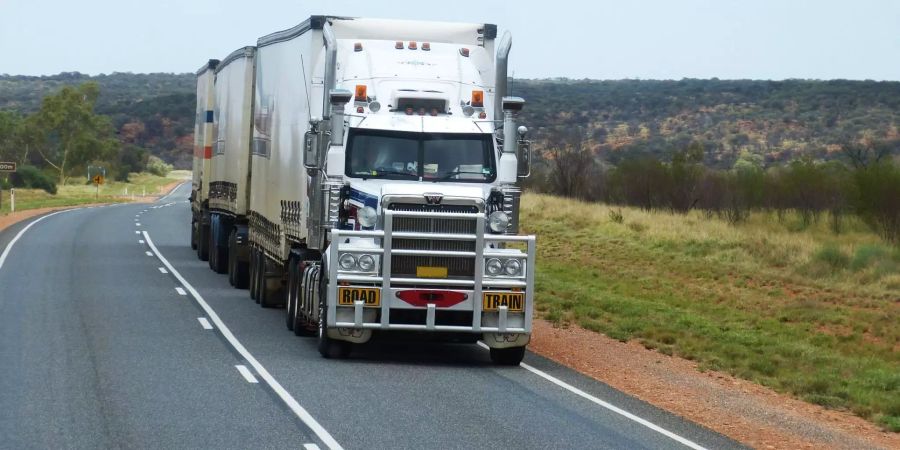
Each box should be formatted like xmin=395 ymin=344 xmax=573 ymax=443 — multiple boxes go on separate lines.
xmin=2 ymin=73 xmax=899 ymax=169
xmin=0 ymin=72 xmax=195 ymax=168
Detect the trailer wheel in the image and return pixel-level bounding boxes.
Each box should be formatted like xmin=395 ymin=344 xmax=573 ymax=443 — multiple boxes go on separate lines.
xmin=227 ymin=231 xmax=237 ymax=287
xmin=209 ymin=219 xmax=228 ymax=274
xmin=190 ymin=220 xmax=198 ymax=250
xmin=489 ymin=346 xmax=526 ymax=366
xmin=317 ymin=267 xmax=350 ymax=359
xmin=228 ymin=230 xmax=249 ymax=289
xmin=286 ymin=258 xmax=298 ymax=331
xmin=258 ymin=255 xmax=282 ymax=308
xmin=249 ymin=248 xmax=259 ymax=301
xmin=197 ymin=222 xmax=210 ymax=261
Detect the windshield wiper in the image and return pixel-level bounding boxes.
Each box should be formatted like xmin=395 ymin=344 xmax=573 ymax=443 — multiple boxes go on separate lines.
xmin=433 ymin=170 xmax=489 ymax=182
xmin=360 ymin=169 xmax=417 ymax=179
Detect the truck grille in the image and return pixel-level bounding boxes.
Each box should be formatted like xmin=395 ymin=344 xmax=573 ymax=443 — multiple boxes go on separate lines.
xmin=388 ymin=203 xmax=478 ymax=278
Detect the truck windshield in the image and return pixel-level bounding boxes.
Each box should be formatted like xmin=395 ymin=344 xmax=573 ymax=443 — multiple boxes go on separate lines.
xmin=345 ymin=129 xmax=496 ymax=183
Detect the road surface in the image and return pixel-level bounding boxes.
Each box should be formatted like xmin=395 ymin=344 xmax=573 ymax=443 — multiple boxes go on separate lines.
xmin=0 ymin=183 xmax=745 ymax=450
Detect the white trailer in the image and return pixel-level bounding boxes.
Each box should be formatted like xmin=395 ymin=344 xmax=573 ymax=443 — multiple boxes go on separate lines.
xmin=195 ymin=16 xmax=534 ymax=365
xmin=190 ymin=59 xmax=218 ymax=260
xmin=206 ymin=46 xmax=256 ymax=287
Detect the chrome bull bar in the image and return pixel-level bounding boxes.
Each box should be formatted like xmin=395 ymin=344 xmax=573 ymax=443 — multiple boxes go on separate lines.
xmin=327 ymin=209 xmax=536 ymax=333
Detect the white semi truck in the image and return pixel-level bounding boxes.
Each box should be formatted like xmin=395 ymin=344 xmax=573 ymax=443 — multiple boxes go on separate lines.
xmin=191 ymin=16 xmax=535 ymax=364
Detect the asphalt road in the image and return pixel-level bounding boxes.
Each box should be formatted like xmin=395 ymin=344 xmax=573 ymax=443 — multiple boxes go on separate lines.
xmin=0 ymin=183 xmax=745 ymax=450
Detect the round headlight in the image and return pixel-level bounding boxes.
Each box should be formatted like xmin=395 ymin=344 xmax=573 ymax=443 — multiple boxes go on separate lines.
xmin=488 ymin=211 xmax=509 ymax=233
xmin=357 ymin=254 xmax=375 ymax=272
xmin=339 ymin=253 xmax=357 ymax=270
xmin=486 ymin=258 xmax=502 ymax=275
xmin=504 ymin=259 xmax=521 ymax=276
xmin=357 ymin=206 xmax=377 ymax=228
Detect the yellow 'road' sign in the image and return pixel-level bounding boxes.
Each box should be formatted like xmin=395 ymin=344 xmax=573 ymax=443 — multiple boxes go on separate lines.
xmin=92 ymin=174 xmax=104 ymax=185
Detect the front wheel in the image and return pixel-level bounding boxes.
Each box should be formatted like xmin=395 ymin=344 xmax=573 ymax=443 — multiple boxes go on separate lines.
xmin=317 ymin=267 xmax=350 ymax=359
xmin=489 ymin=346 xmax=526 ymax=366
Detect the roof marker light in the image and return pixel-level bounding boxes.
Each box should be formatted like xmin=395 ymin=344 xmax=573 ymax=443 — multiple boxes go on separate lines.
xmin=471 ymin=90 xmax=484 ymax=107
xmin=418 ymin=107 xmax=425 ymax=116
xmin=422 ymin=42 xmax=431 ymax=51
xmin=395 ymin=41 xmax=403 ymax=49
xmin=405 ymin=107 xmax=414 ymax=115
xmin=459 ymin=48 xmax=470 ymax=57
xmin=356 ymin=106 xmax=364 ymax=113
xmin=478 ymin=111 xmax=487 ymax=119
xmin=430 ymin=108 xmax=438 ymax=116
xmin=408 ymin=41 xmax=417 ymax=50
xmin=354 ymin=42 xmax=363 ymax=52
xmin=354 ymin=85 xmax=367 ymax=102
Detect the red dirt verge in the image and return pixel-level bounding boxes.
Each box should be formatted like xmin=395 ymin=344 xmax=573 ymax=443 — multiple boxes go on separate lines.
xmin=529 ymin=319 xmax=899 ymax=449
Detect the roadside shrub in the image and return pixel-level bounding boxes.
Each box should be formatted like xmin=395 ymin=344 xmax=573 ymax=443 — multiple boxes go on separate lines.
xmin=609 ymin=208 xmax=624 ymax=224
xmin=813 ymin=245 xmax=849 ymax=271
xmin=9 ymin=165 xmax=57 ymax=194
xmin=850 ymin=245 xmax=888 ymax=271
xmin=146 ymin=155 xmax=172 ymax=177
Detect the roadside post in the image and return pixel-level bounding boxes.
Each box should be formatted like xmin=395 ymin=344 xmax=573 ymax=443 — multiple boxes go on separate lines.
xmin=0 ymin=161 xmax=16 ymax=213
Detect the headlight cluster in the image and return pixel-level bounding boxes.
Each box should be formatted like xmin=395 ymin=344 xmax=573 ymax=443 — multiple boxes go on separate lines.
xmin=339 ymin=253 xmax=377 ymax=272
xmin=488 ymin=211 xmax=509 ymax=233
xmin=485 ymin=257 xmax=523 ymax=277
xmin=357 ymin=206 xmax=377 ymax=228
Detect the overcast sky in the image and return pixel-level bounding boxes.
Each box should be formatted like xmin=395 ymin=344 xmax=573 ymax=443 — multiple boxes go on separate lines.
xmin=1 ymin=0 xmax=898 ymax=80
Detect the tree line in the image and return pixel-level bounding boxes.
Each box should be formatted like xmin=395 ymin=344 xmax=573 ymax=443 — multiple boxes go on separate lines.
xmin=0 ymin=82 xmax=170 ymax=193
xmin=527 ymin=128 xmax=900 ymax=244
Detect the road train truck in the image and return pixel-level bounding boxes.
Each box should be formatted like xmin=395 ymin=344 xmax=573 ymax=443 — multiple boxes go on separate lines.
xmin=191 ymin=16 xmax=535 ymax=364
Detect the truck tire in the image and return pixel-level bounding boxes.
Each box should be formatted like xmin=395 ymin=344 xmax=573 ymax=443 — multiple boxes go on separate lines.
xmin=197 ymin=222 xmax=210 ymax=261
xmin=285 ymin=258 xmax=298 ymax=331
xmin=489 ymin=346 xmax=526 ymax=366
xmin=317 ymin=266 xmax=350 ymax=359
xmin=209 ymin=218 xmax=228 ymax=274
xmin=228 ymin=230 xmax=249 ymax=289
xmin=258 ymin=254 xmax=282 ymax=308
xmin=190 ymin=220 xmax=198 ymax=250
xmin=249 ymin=248 xmax=259 ymax=301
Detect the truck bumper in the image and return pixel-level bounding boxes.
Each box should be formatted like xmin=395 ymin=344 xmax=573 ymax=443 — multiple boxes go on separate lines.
xmin=325 ymin=209 xmax=536 ymax=347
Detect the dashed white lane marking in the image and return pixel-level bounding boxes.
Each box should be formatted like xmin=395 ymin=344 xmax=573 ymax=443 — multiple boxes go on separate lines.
xmin=142 ymin=231 xmax=342 ymax=450
xmin=175 ymin=287 xmax=187 ymax=296
xmin=0 ymin=210 xmax=71 ymax=272
xmin=135 ymin=230 xmax=141 ymax=235
xmin=304 ymin=444 xmax=322 ymax=450
xmin=138 ymin=240 xmax=145 ymax=244
xmin=235 ymin=365 xmax=258 ymax=383
xmin=145 ymin=251 xmax=153 ymax=257
xmin=476 ymin=342 xmax=707 ymax=450
xmin=135 ymin=223 xmax=141 ymax=227
xmin=198 ymin=317 xmax=213 ymax=330
xmin=158 ymin=267 xmax=168 ymax=274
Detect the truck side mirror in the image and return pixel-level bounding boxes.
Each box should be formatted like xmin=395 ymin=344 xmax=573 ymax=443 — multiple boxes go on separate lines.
xmin=517 ymin=126 xmax=531 ymax=178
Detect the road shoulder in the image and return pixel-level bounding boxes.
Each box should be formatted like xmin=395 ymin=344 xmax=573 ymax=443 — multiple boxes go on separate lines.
xmin=530 ymin=319 xmax=900 ymax=449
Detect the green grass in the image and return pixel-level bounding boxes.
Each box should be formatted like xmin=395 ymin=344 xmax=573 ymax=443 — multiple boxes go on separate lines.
xmin=522 ymin=193 xmax=900 ymax=431
xmin=0 ymin=171 xmax=187 ymax=215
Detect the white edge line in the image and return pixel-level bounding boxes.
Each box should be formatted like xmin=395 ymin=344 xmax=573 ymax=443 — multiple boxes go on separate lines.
xmin=476 ymin=342 xmax=707 ymax=450
xmin=142 ymin=231 xmax=342 ymax=450
xmin=197 ymin=317 xmax=214 ymax=330
xmin=0 ymin=210 xmax=72 ymax=271
xmin=175 ymin=287 xmax=187 ymax=296
xmin=235 ymin=364 xmax=258 ymax=383
xmin=304 ymin=444 xmax=322 ymax=450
